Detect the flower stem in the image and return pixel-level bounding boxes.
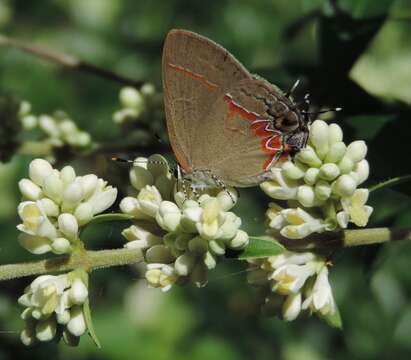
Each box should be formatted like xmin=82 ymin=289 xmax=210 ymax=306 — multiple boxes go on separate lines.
xmin=370 ymin=174 xmax=411 ymax=192
xmin=0 ymin=248 xmax=143 ymax=281
xmin=0 ymin=34 xmax=144 ymax=87
xmin=275 ymin=227 xmax=411 ymax=251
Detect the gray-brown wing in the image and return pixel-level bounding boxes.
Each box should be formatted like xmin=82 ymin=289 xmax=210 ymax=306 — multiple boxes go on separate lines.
xmin=191 ymin=78 xmax=298 ymax=187
xmin=162 ymin=29 xmax=252 ymax=170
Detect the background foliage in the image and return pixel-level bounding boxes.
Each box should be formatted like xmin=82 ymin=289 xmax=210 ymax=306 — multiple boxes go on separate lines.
xmin=1 ymin=0 xmax=411 ymax=359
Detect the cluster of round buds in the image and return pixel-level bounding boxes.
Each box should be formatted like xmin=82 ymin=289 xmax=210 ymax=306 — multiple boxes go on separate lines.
xmin=113 ymin=84 xmax=155 ymax=124
xmin=120 ymin=155 xmax=249 ymax=291
xmin=18 ymin=271 xmax=89 ymax=346
xmin=19 ymin=102 xmax=93 ymax=150
xmin=248 ymin=252 xmax=336 ymax=322
xmin=261 ymin=120 xmax=372 ymax=239
xmin=17 ymin=158 xmax=117 ymax=254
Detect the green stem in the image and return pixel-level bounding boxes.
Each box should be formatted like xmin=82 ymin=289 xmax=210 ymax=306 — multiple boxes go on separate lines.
xmin=0 ymin=248 xmax=143 ymax=281
xmin=1 ymin=227 xmax=411 ymax=282
xmin=370 ymin=174 xmax=411 ymax=192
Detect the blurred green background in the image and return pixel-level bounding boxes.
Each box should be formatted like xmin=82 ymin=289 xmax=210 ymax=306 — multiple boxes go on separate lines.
xmin=1 ymin=0 xmax=411 ymax=359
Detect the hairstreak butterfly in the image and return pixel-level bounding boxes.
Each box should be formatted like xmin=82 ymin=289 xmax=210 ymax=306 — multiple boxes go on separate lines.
xmin=162 ymin=29 xmax=310 ymax=190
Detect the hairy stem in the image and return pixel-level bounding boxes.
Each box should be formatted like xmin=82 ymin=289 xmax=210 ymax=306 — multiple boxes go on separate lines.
xmin=0 ymin=248 xmax=143 ymax=281
xmin=0 ymin=34 xmax=144 ymax=88
xmin=1 ymin=226 xmax=410 ymax=281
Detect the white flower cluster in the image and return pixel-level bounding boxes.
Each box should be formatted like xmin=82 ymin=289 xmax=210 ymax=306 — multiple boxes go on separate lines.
xmin=19 ymin=102 xmax=93 ymax=150
xmin=120 ymin=155 xmax=249 ymax=291
xmin=261 ymin=120 xmax=372 ymax=239
xmin=17 ymin=158 xmax=117 ymax=254
xmin=18 ymin=272 xmax=89 ymax=346
xmin=248 ymin=252 xmax=336 ymax=322
xmin=113 ymin=84 xmax=155 ymax=124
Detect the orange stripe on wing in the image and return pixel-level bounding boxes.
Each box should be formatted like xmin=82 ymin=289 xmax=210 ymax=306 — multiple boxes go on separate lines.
xmin=167 ymin=63 xmax=219 ymax=92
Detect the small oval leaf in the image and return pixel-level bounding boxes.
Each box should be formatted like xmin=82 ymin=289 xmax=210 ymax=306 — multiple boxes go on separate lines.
xmin=238 ymin=236 xmax=285 ymax=260
xmin=83 ymin=299 xmax=101 ymax=348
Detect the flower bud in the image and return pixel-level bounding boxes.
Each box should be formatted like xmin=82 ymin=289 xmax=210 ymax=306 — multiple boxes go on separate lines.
xmin=303 ymin=168 xmax=319 ymax=185
xmin=51 ymin=237 xmax=71 ymax=254
xmin=338 ymin=156 xmax=354 ymax=174
xmin=130 ymin=163 xmax=154 ymax=191
xmin=141 ymin=83 xmax=155 ymax=96
xmin=282 ymin=293 xmax=302 ymax=321
xmin=79 ymin=174 xmax=98 ymax=199
xmin=38 ymin=198 xmax=58 ymax=217
xmin=174 ymin=253 xmax=195 ymax=276
xmin=138 ymin=185 xmax=162 ymax=217
xmin=35 ymin=318 xmax=56 ymax=342
xmin=56 ymin=310 xmax=71 ymax=325
xmin=188 ymin=236 xmax=208 ymax=254
xmin=21 ymin=115 xmax=37 ymax=130
xmin=297 ymin=185 xmax=316 ymax=207
xmin=319 ymin=163 xmax=340 ymax=181
xmin=147 ymin=154 xmax=169 ymax=178
xmin=314 ymin=180 xmax=331 ymax=201
xmin=19 ymin=179 xmax=43 ymax=200
xmin=63 ymin=182 xmax=84 ymax=209
xmin=228 ymin=230 xmax=249 ymax=249
xmin=209 ymin=239 xmax=225 ymax=255
xmin=216 ymin=188 xmax=238 ymax=211
xmin=295 ymin=146 xmax=322 ymax=168
xmin=69 ymin=279 xmax=88 ymax=304
xmin=74 ymin=202 xmax=93 ymax=225
xmin=75 ymin=132 xmax=91 ymax=147
xmin=60 ymin=166 xmax=76 ymax=184
xmin=39 ymin=115 xmax=59 ymax=137
xmin=352 ymin=159 xmax=369 ymax=185
xmin=42 ymin=174 xmax=64 ymax=203
xmin=219 ymin=212 xmax=241 ymax=240
xmin=59 ymin=119 xmax=77 ymax=135
xmin=145 ymin=245 xmax=174 ymax=264
xmin=346 ymin=140 xmax=367 ymax=163
xmin=67 ymin=306 xmax=87 ymax=337
xmin=58 ymin=213 xmax=79 ymax=240
xmin=324 ymin=142 xmax=346 ymax=163
xmin=328 ymin=123 xmax=343 ymax=144
xmin=282 ymin=161 xmax=305 ymax=180
xmin=21 ymin=326 xmax=37 ymax=346
xmin=88 ymin=186 xmax=117 ymax=215
xmin=119 ymin=87 xmax=144 ymax=109
xmin=29 ymin=159 xmax=54 ymax=186
xmin=309 ymin=120 xmax=329 ymax=159
xmin=203 ymin=251 xmax=217 ymax=269
xmin=333 ymin=174 xmax=357 ymax=197
xmin=190 ymin=264 xmax=208 ymax=287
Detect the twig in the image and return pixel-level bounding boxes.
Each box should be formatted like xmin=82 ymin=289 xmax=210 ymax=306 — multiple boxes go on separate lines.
xmin=0 ymin=34 xmax=144 ymax=88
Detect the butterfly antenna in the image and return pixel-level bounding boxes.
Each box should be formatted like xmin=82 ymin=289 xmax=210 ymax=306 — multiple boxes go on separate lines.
xmin=285 ymin=79 xmax=300 ymax=98
xmin=301 ymin=107 xmax=342 ymax=115
xmin=111 ymin=157 xmax=168 ymax=166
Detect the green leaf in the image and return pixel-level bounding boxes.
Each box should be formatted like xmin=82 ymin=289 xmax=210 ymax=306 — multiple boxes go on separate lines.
xmin=83 ymin=298 xmax=101 ymax=348
xmin=88 ymin=213 xmax=135 ymax=225
xmin=320 ymin=306 xmax=343 ymax=330
xmin=238 ymin=236 xmax=285 ymax=260
xmin=370 ymin=174 xmax=411 ymax=192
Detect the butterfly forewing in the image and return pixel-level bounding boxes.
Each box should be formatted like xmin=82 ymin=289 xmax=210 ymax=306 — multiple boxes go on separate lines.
xmin=162 ymin=30 xmax=252 ymax=170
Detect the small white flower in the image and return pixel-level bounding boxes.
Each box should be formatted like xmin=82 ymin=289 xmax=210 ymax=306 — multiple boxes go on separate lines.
xmin=309 ymin=119 xmax=329 ymax=159
xmin=35 ymin=318 xmax=57 ymax=342
xmin=130 ymin=159 xmax=154 ymax=190
xmin=145 ymin=263 xmax=178 ymax=292
xmin=260 ymin=168 xmax=298 ymax=200
xmin=302 ymin=266 xmax=336 ymax=316
xmin=174 ymin=253 xmax=196 ymax=276
xmin=279 ymin=208 xmax=326 ymax=239
xmin=18 ymin=234 xmax=52 ymax=255
xmin=228 ymin=230 xmax=249 ymax=249
xmin=216 ymin=188 xmax=238 ymax=211
xmin=62 ymin=182 xmax=84 ymax=210
xmin=51 ymin=237 xmax=72 ymax=254
xmin=272 ymin=262 xmax=317 ymax=295
xmin=122 ymin=224 xmax=163 ymax=249
xmin=337 ymin=188 xmax=373 ymax=227
xmin=333 ymin=174 xmax=357 ymax=197
xmin=196 ymin=198 xmax=222 ymax=240
xmin=119 ymin=87 xmax=144 ymax=110
xmin=39 ymin=115 xmax=59 ymax=138
xmin=156 ymin=201 xmax=181 ymax=232
xmin=17 ymin=201 xmax=58 ymax=239
xmin=74 ymin=202 xmax=93 ymax=226
xmin=345 ymin=140 xmax=367 ymax=163
xmin=85 ymin=180 xmax=117 ymax=215
xmin=138 ymin=185 xmax=162 ymax=217
xmin=69 ymin=279 xmax=88 ymax=305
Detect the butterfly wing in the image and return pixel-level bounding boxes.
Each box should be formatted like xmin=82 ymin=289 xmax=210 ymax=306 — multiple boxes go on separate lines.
xmin=191 ymin=78 xmax=301 ymax=187
xmin=162 ymin=29 xmax=252 ymax=170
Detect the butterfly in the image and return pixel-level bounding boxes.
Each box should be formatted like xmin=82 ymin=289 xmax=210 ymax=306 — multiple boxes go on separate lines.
xmin=162 ymin=29 xmax=309 ymax=191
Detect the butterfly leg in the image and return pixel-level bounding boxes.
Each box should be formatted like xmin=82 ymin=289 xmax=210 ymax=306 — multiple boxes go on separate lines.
xmin=210 ymin=174 xmax=235 ymax=204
